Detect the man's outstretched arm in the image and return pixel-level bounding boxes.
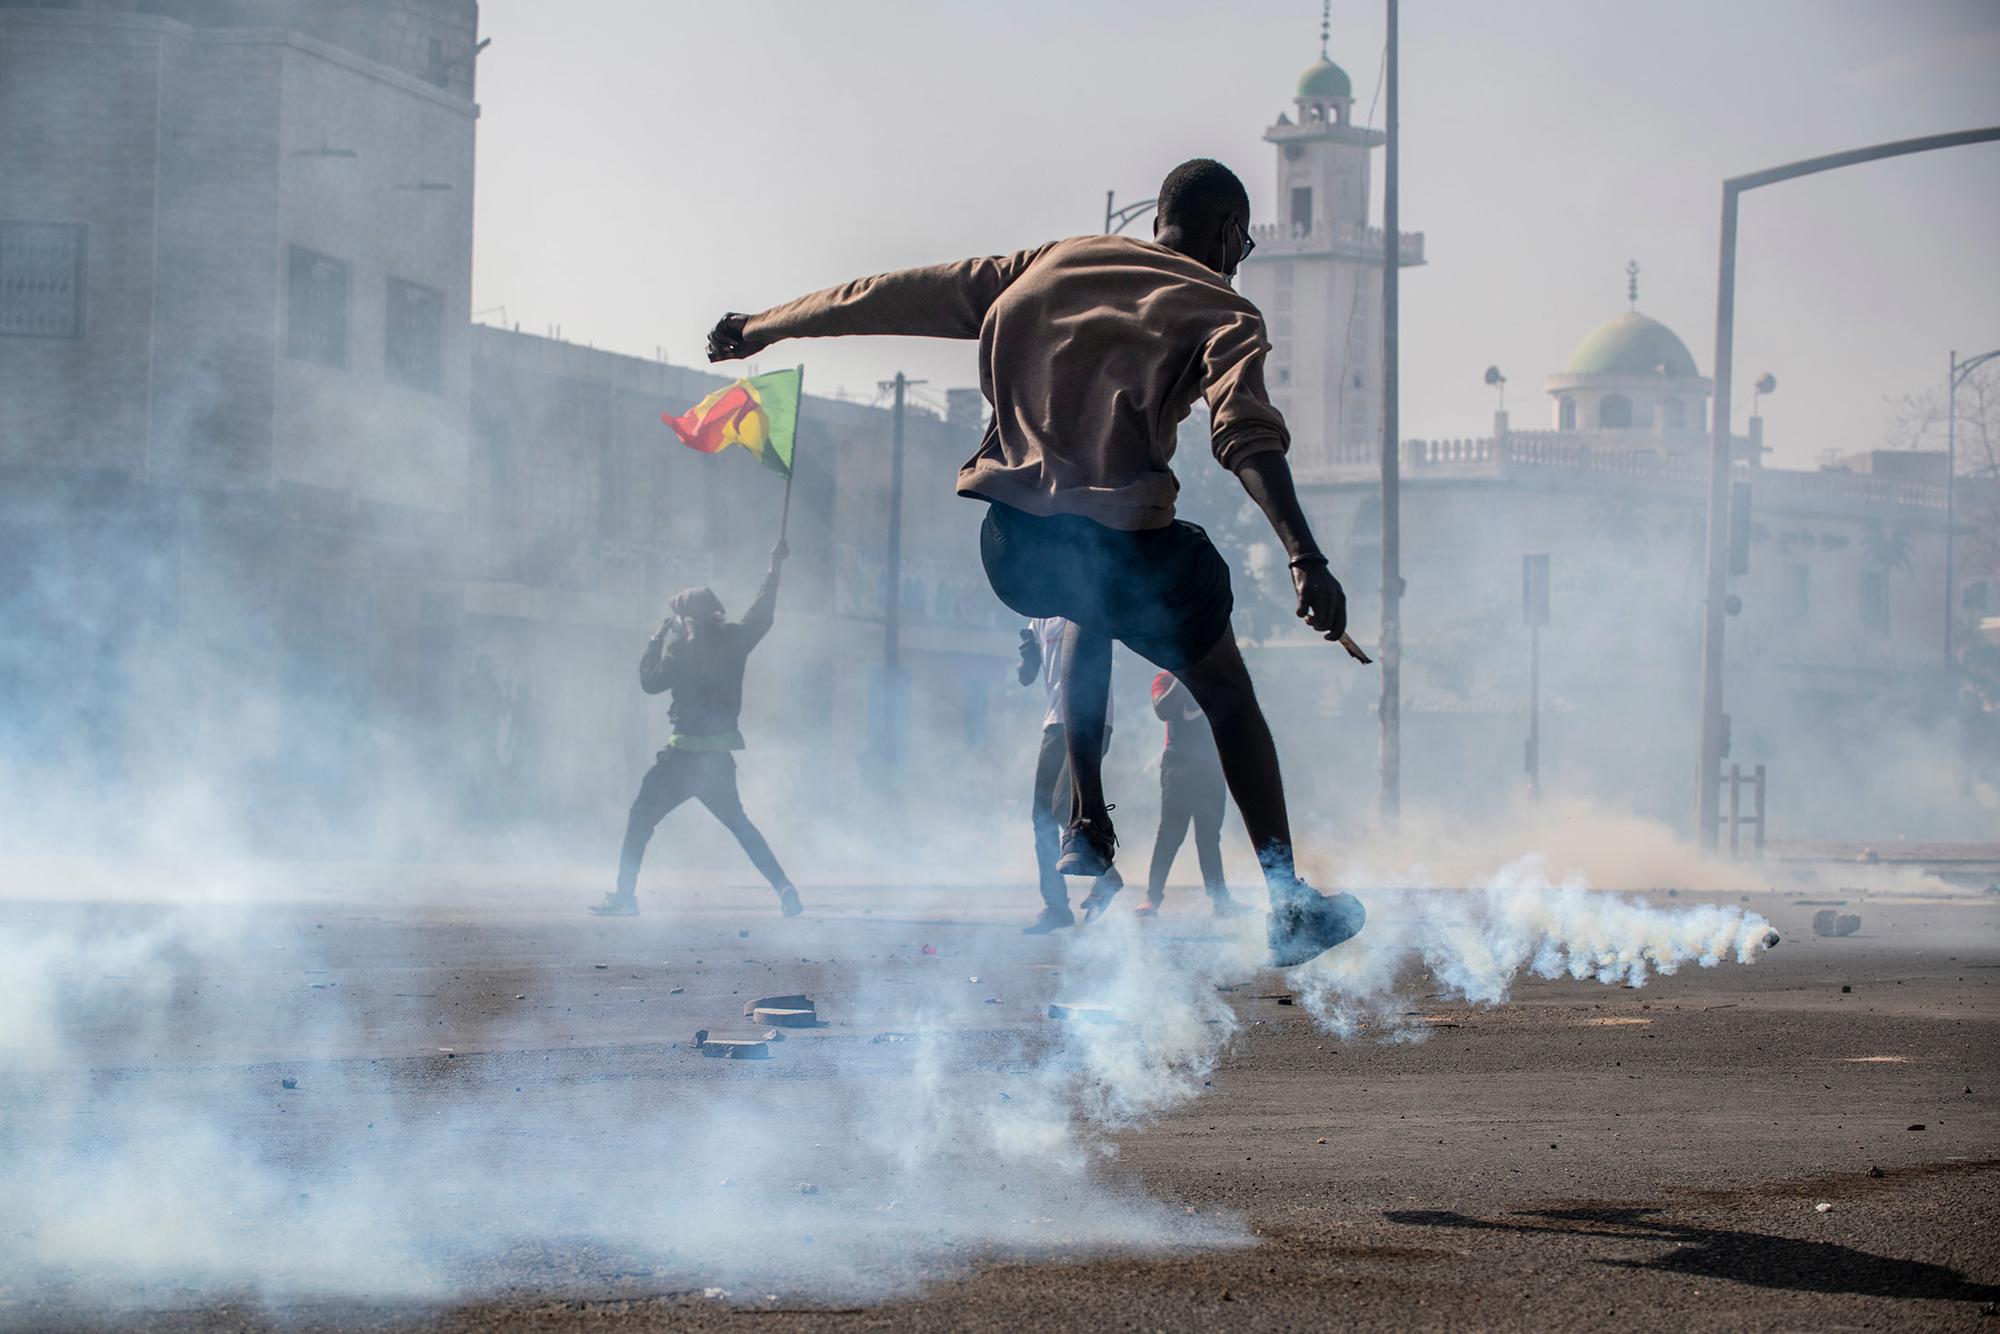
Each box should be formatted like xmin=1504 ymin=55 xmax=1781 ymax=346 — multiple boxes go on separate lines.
xmin=739 ymin=541 xmax=788 ymax=647
xmin=707 ymin=244 xmax=1055 ymax=361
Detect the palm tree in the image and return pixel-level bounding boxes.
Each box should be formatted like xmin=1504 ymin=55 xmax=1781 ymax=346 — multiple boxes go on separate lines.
xmin=1860 ymin=521 xmax=1913 ymax=572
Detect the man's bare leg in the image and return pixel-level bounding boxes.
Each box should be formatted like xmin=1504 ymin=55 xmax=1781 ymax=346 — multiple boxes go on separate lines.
xmin=1176 ymin=628 xmax=1365 ymax=961
xmin=1172 ymin=629 xmax=1304 ymax=901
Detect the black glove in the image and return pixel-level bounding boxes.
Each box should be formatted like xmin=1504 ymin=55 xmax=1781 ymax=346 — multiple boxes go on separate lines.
xmin=1016 ymin=628 xmax=1041 ymax=686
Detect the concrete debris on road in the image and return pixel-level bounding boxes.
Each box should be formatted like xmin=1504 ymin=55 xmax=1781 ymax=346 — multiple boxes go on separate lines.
xmin=744 ymin=994 xmax=817 ymax=1027
xmin=1815 ymin=1201 xmax=1833 ymax=1213
xmin=280 ymin=1078 xmax=297 ymax=1089
xmin=1813 ymin=911 xmax=1862 ymax=937
xmin=753 ymin=1007 xmax=817 ymax=1027
xmin=692 ymin=1028 xmax=772 ymax=1059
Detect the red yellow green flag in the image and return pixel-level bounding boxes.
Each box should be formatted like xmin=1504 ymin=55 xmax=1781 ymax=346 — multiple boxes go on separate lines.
xmin=663 ymin=367 xmax=800 ymax=478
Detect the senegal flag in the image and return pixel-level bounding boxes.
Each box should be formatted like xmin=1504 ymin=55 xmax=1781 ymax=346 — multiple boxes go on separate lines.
xmin=663 ymin=367 xmax=800 ymax=478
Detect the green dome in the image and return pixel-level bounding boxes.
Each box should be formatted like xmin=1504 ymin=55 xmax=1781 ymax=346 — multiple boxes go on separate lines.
xmin=1565 ymin=312 xmax=1700 ymax=378
xmin=1297 ymin=57 xmax=1352 ymax=101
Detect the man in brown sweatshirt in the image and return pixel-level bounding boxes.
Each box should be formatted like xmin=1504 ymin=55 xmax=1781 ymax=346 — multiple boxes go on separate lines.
xmin=705 ymin=159 xmax=1363 ymax=966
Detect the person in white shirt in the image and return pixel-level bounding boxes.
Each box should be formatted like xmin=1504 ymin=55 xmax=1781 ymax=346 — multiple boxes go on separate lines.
xmin=1015 ymin=617 xmax=1123 ymax=932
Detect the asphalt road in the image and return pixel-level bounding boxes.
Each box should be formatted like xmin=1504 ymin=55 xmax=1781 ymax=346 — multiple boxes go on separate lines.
xmin=2 ymin=878 xmax=1994 ymax=1332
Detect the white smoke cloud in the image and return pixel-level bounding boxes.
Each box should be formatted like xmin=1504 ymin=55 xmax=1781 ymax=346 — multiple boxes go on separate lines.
xmin=0 ymin=850 xmax=1775 ymax=1316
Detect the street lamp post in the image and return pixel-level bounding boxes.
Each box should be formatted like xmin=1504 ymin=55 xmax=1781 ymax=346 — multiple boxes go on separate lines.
xmin=1104 ymin=191 xmax=1158 ymax=236
xmin=1695 ymin=125 xmax=2000 ymax=851
xmin=1946 ymin=347 xmax=2000 ymax=666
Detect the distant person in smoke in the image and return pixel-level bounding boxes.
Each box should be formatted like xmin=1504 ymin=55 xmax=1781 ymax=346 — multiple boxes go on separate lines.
xmin=1016 ymin=617 xmax=1124 ymax=933
xmin=1138 ymin=671 xmax=1249 ymax=920
xmin=704 ymin=157 xmax=1364 ymax=965
xmin=590 ymin=540 xmax=803 ymax=919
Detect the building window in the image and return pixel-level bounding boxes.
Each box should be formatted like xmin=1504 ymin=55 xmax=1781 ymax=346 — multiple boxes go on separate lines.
xmin=0 ymin=222 xmax=85 ymax=338
xmin=1598 ymin=394 xmax=1633 ymax=429
xmin=1859 ymin=568 xmax=1889 ymax=637
xmin=1663 ymin=397 xmax=1686 ymax=431
xmin=1290 ymin=186 xmax=1313 ymax=235
xmin=1558 ymin=396 xmax=1577 ymax=431
xmin=386 ymin=277 xmax=444 ymax=391
xmin=1784 ymin=563 xmax=1809 ymax=620
xmin=287 ymin=246 xmax=348 ymax=368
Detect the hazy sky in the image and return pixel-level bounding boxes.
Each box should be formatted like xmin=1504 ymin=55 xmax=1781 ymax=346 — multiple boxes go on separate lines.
xmin=471 ymin=1 xmax=2000 ymax=469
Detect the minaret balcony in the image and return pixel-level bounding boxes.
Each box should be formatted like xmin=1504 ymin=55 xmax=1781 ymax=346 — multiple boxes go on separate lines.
xmin=1262 ymin=121 xmax=1385 ymax=149
xmin=1247 ymin=220 xmax=1425 ymax=266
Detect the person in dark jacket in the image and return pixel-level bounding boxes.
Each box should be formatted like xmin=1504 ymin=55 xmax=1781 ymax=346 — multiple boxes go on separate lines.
xmin=590 ymin=541 xmax=801 ymax=918
xmin=1137 ymin=671 xmax=1248 ymax=918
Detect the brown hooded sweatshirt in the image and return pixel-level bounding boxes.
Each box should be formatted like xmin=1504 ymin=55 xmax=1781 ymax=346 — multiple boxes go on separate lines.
xmin=742 ymin=234 xmax=1289 ymax=531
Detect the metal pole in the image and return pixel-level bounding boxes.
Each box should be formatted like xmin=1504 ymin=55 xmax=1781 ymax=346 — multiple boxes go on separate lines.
xmin=885 ymin=371 xmax=906 ymax=673
xmin=1946 ymin=349 xmax=1957 ymax=667
xmin=1753 ymin=762 xmax=1766 ymax=857
xmin=1527 ymin=621 xmax=1541 ymax=803
xmin=1378 ymin=0 xmax=1402 ymax=825
xmin=1694 ymin=126 xmax=2000 ymax=849
xmin=1105 ymin=189 xmax=1114 ymax=236
xmin=1696 ymin=187 xmax=1738 ymax=850
xmin=1728 ymin=764 xmax=1741 ymax=858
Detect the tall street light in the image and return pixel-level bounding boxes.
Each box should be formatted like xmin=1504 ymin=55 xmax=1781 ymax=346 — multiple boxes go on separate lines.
xmin=1103 ymin=191 xmax=1157 ymax=235
xmin=1696 ymin=125 xmax=2000 ymax=850
xmin=1947 ymin=347 xmax=2000 ymax=665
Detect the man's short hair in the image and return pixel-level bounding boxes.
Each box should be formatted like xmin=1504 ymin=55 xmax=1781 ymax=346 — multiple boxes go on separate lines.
xmin=1157 ymin=158 xmax=1250 ymax=229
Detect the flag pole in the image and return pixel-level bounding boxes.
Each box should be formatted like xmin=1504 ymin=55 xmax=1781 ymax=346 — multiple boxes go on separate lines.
xmin=778 ymin=363 xmax=802 ymax=542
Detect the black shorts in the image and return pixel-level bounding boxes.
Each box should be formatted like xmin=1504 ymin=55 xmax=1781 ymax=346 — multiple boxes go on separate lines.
xmin=979 ymin=501 xmax=1233 ymax=672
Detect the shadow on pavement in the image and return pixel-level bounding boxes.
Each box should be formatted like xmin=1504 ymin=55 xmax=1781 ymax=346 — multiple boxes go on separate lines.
xmin=1384 ymin=1205 xmax=2000 ymax=1304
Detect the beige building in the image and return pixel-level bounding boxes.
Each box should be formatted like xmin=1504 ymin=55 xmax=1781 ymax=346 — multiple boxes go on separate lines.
xmin=1236 ymin=44 xmax=1424 ymax=478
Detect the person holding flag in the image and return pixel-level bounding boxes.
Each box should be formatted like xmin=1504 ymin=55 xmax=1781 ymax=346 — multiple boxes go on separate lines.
xmin=589 ymin=369 xmax=807 ymax=918
xmin=700 ymin=158 xmax=1366 ymax=967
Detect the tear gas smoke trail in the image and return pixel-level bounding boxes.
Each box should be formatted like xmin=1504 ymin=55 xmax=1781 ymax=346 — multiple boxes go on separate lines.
xmin=1291 ymin=855 xmax=1779 ymax=1037
xmin=0 ymin=855 xmax=1775 ymax=1313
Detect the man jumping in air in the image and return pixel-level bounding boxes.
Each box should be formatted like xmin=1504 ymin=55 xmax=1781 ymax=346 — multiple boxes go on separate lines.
xmin=705 ymin=158 xmax=1363 ymax=965
xmin=1017 ymin=616 xmax=1124 ymax=933
xmin=1139 ymin=670 xmax=1249 ymax=920
xmin=590 ymin=541 xmax=804 ymax=919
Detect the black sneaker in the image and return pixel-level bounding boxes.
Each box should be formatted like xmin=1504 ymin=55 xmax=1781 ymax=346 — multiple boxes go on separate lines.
xmin=588 ymin=892 xmax=639 ymax=917
xmin=1022 ymin=904 xmax=1076 ymax=934
xmin=777 ymin=885 xmax=804 ymax=917
xmin=1056 ymin=811 xmax=1117 ymax=878
xmin=1266 ymin=889 xmax=1366 ymax=967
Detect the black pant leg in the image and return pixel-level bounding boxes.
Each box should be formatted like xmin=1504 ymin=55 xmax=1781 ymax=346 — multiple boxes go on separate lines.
xmin=616 ymin=751 xmax=697 ymax=898
xmin=1188 ymin=756 xmax=1230 ymax=896
xmin=1147 ymin=757 xmax=1196 ymax=904
xmin=1031 ymin=724 xmax=1069 ymax=907
xmin=692 ymin=753 xmax=793 ymax=892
